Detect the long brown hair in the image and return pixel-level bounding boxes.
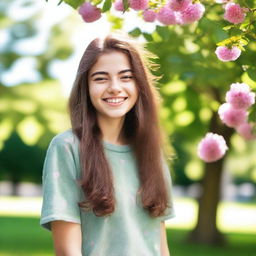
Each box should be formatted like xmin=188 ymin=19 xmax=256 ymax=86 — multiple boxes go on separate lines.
xmin=68 ymin=33 xmax=172 ymax=217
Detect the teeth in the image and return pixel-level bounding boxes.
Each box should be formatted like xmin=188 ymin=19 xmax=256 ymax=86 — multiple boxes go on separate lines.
xmin=105 ymin=98 xmax=125 ymax=103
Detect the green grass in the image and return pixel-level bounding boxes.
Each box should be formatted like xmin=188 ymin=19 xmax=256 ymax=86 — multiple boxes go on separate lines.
xmin=0 ymin=216 xmax=53 ymax=256
xmin=0 ymin=216 xmax=255 ymax=256
xmin=166 ymin=229 xmax=256 ymax=256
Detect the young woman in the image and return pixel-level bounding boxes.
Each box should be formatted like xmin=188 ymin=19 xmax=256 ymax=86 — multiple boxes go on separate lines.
xmin=40 ymin=33 xmax=175 ymax=256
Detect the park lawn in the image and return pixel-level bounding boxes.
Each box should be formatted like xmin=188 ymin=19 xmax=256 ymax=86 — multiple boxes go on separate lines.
xmin=0 ymin=216 xmax=255 ymax=256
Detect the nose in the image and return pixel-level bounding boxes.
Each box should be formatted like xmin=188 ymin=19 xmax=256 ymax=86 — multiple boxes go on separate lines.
xmin=107 ymin=78 xmax=122 ymax=94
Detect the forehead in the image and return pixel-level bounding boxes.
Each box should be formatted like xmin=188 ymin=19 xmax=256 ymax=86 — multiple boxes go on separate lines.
xmin=89 ymin=51 xmax=131 ymax=74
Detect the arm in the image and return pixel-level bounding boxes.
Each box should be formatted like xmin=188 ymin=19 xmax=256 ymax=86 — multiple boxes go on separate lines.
xmin=160 ymin=221 xmax=170 ymax=256
xmin=51 ymin=221 xmax=82 ymax=256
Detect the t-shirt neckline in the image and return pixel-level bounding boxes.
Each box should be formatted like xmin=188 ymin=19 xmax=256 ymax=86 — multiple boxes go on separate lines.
xmin=103 ymin=141 xmax=132 ymax=153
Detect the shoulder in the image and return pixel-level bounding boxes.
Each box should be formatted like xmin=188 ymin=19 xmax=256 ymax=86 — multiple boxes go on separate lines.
xmin=50 ymin=129 xmax=79 ymax=147
xmin=44 ymin=129 xmax=81 ymax=173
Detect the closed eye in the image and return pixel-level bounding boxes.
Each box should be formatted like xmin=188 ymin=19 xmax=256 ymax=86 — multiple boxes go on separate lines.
xmin=94 ymin=77 xmax=107 ymax=81
xmin=121 ymin=75 xmax=133 ymax=80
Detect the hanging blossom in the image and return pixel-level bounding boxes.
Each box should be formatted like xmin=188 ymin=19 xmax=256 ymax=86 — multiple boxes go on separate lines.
xmin=214 ymin=1 xmax=251 ymax=62
xmin=218 ymin=103 xmax=248 ymax=128
xmin=78 ymin=2 xmax=101 ymax=22
xmin=219 ymin=82 xmax=256 ymax=141
xmin=143 ymin=9 xmax=157 ymax=22
xmin=215 ymin=46 xmax=241 ymax=62
xmin=168 ymin=0 xmax=191 ymax=12
xmin=157 ymin=5 xmax=177 ymax=25
xmin=236 ymin=122 xmax=256 ymax=140
xmin=114 ymin=0 xmax=124 ymax=12
xmin=198 ymin=133 xmax=228 ymax=163
xmin=180 ymin=2 xmax=205 ymax=24
xmin=129 ymin=0 xmax=149 ymax=11
xmin=77 ymin=0 xmax=205 ymax=25
xmin=224 ymin=2 xmax=246 ymax=24
xmin=156 ymin=2 xmax=205 ymax=25
xmin=226 ymin=83 xmax=255 ymax=109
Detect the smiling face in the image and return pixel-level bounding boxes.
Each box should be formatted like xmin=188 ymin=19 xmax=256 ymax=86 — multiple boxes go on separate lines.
xmin=88 ymin=51 xmax=138 ymax=123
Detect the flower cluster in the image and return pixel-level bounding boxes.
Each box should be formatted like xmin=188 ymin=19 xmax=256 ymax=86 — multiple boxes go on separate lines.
xmin=53 ymin=1 xmax=254 ymax=63
xmin=142 ymin=0 xmax=205 ymax=25
xmin=198 ymin=83 xmax=255 ymax=163
xmin=147 ymin=0 xmax=205 ymax=25
xmin=215 ymin=2 xmax=249 ymax=62
xmin=198 ymin=133 xmax=228 ymax=163
xmin=78 ymin=0 xmax=205 ymax=26
xmin=218 ymin=83 xmax=256 ymax=140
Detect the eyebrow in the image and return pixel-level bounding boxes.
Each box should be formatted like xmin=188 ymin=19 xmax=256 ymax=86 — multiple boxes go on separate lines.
xmin=90 ymin=69 xmax=133 ymax=78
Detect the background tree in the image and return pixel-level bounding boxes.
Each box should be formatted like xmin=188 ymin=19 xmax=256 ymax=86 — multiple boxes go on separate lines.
xmin=0 ymin=0 xmax=74 ymax=193
xmin=126 ymin=4 xmax=256 ymax=243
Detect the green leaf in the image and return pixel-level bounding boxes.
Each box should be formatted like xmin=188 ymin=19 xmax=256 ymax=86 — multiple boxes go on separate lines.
xmin=230 ymin=28 xmax=243 ymax=37
xmin=223 ymin=25 xmax=233 ymax=31
xmin=249 ymin=106 xmax=256 ymax=122
xmin=92 ymin=0 xmax=104 ymax=4
xmin=129 ymin=28 xmax=141 ymax=37
xmin=63 ymin=0 xmax=84 ymax=9
xmin=217 ymin=35 xmax=242 ymax=47
xmin=107 ymin=13 xmax=123 ymax=30
xmin=238 ymin=46 xmax=246 ymax=51
xmin=247 ymin=68 xmax=256 ymax=82
xmin=239 ymin=22 xmax=250 ymax=31
xmin=239 ymin=38 xmax=249 ymax=46
xmin=156 ymin=26 xmax=170 ymax=41
xmin=248 ymin=32 xmax=256 ymax=39
xmin=102 ymin=0 xmax=112 ymax=12
xmin=122 ymin=0 xmax=129 ymax=12
xmin=143 ymin=32 xmax=153 ymax=42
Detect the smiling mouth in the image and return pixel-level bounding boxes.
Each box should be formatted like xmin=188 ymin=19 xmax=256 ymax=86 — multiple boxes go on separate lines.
xmin=102 ymin=97 xmax=128 ymax=104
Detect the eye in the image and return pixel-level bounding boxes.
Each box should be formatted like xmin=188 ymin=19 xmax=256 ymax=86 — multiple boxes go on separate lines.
xmin=94 ymin=77 xmax=107 ymax=81
xmin=121 ymin=75 xmax=133 ymax=80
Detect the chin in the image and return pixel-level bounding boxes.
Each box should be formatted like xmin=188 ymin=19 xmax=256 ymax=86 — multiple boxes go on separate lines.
xmin=103 ymin=112 xmax=128 ymax=119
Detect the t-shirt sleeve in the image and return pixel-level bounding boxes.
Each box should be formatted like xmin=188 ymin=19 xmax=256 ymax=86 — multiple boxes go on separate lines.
xmin=40 ymin=137 xmax=82 ymax=231
xmin=159 ymin=159 xmax=175 ymax=222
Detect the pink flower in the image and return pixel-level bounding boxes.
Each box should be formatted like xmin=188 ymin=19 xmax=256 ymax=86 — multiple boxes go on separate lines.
xmin=218 ymin=103 xmax=248 ymax=128
xmin=180 ymin=3 xmax=205 ymax=24
xmin=236 ymin=122 xmax=256 ymax=140
xmin=198 ymin=133 xmax=228 ymax=163
xmin=114 ymin=0 xmax=124 ymax=12
xmin=226 ymin=83 xmax=255 ymax=109
xmin=169 ymin=0 xmax=191 ymax=12
xmin=174 ymin=11 xmax=184 ymax=25
xmin=215 ymin=46 xmax=241 ymax=62
xmin=143 ymin=9 xmax=157 ymax=22
xmin=157 ymin=6 xmax=177 ymax=25
xmin=78 ymin=2 xmax=101 ymax=23
xmin=129 ymin=0 xmax=148 ymax=11
xmin=224 ymin=3 xmax=246 ymax=24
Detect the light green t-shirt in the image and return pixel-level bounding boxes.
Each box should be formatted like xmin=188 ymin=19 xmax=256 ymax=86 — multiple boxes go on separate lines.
xmin=40 ymin=129 xmax=175 ymax=256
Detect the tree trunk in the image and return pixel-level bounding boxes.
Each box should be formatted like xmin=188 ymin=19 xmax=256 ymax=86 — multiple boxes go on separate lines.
xmin=187 ymin=111 xmax=233 ymax=245
xmin=187 ymin=159 xmax=226 ymax=244
xmin=11 ymin=176 xmax=20 ymax=196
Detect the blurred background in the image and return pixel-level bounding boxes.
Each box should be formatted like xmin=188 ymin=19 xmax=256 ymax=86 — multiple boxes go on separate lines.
xmin=0 ymin=0 xmax=255 ymax=255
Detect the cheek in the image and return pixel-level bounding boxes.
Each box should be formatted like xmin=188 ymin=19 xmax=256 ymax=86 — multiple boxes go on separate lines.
xmin=132 ymin=84 xmax=139 ymax=101
xmin=89 ymin=86 xmax=100 ymax=102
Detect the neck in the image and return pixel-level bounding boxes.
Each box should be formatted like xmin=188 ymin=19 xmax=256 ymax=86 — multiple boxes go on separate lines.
xmin=97 ymin=115 xmax=127 ymax=145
